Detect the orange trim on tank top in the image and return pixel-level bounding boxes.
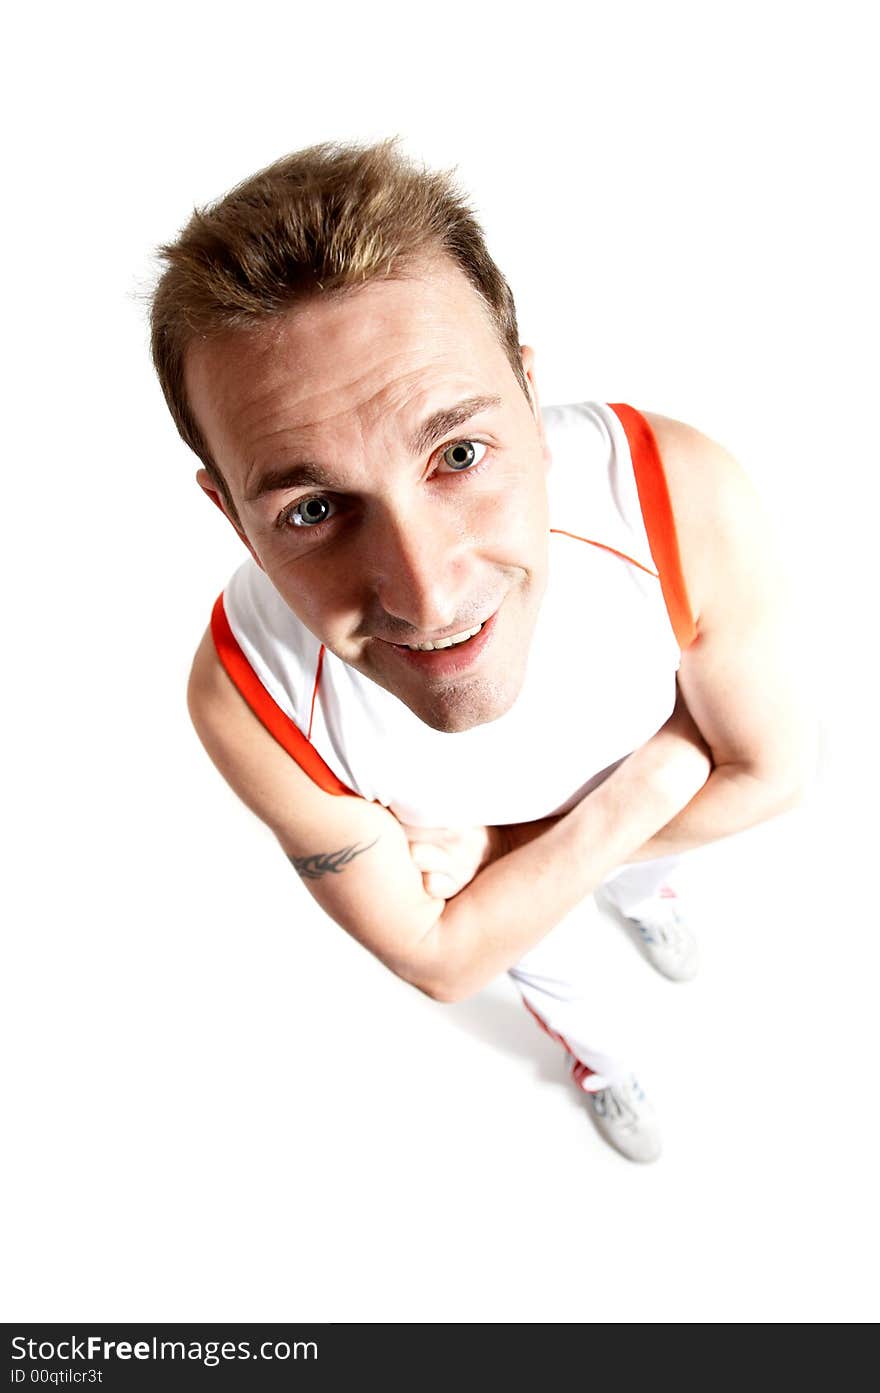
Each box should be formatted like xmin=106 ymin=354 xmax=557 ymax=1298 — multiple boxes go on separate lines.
xmin=210 ymin=593 xmax=359 ymax=799
xmin=308 ymin=645 xmax=326 ymax=742
xmin=607 ymin=403 xmax=699 ymax=650
xmin=207 ymin=400 xmax=695 ymax=797
xmin=549 ymin=528 xmax=660 ymax=579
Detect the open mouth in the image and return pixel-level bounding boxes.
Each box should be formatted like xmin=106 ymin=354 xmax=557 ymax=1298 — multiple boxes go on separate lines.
xmin=380 ymin=609 xmax=499 ymax=675
xmin=399 ymin=620 xmax=486 ymax=652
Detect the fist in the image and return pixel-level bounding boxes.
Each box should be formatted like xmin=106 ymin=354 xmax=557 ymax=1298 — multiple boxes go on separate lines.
xmin=401 ymin=823 xmax=503 ymax=900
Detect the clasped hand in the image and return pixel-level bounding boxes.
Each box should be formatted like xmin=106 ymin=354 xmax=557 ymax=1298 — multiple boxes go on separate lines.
xmin=401 ymin=822 xmax=505 ymax=900
xmin=400 ymin=686 xmax=712 ymax=901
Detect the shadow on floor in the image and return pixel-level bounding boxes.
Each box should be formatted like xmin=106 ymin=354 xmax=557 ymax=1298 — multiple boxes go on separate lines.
xmin=441 ymin=987 xmax=574 ymax=1089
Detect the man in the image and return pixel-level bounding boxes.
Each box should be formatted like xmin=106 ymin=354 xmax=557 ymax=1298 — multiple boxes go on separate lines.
xmin=150 ymin=138 xmax=816 ymax=1162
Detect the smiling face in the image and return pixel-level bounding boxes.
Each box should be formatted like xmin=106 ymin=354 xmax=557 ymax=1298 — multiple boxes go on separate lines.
xmin=185 ymin=254 xmax=552 ymax=733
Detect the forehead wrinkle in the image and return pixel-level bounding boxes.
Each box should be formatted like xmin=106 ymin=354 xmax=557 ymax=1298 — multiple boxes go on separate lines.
xmin=242 ymin=356 xmax=458 ymax=459
xmin=240 ymin=373 xmax=402 ymax=480
xmin=241 ymin=387 xmax=506 ymax=507
xmin=237 ymin=380 xmax=401 ymax=504
xmin=200 ymin=297 xmax=512 ymax=507
xmin=234 ymin=353 xmax=412 ymax=450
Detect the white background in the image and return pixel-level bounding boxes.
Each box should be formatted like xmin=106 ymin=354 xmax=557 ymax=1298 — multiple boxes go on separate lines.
xmin=3 ymin=0 xmax=877 ymax=1323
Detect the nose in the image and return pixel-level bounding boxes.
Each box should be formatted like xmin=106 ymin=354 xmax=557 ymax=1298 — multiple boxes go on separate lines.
xmin=365 ymin=498 xmax=475 ymax=638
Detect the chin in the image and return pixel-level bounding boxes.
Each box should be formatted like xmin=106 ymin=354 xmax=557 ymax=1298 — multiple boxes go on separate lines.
xmin=407 ymin=676 xmax=523 ymax=734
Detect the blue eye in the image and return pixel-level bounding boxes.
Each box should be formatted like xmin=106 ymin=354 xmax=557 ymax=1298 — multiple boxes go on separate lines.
xmin=440 ymin=440 xmax=488 ymax=472
xmin=280 ymin=439 xmax=489 ymax=532
xmin=286 ymin=495 xmax=336 ymax=528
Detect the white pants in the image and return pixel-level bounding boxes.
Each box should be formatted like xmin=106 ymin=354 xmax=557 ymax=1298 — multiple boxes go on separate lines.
xmin=507 ymin=855 xmax=683 ymax=1091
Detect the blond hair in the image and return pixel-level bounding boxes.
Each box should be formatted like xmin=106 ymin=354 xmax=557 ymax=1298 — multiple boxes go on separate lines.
xmin=150 ymin=137 xmax=528 ymax=524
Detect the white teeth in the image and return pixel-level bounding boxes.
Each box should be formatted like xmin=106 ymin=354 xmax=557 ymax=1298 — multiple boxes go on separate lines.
xmin=405 ymin=623 xmax=483 ymax=651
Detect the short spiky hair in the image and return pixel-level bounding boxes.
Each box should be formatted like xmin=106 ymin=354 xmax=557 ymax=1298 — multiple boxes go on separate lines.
xmin=149 ymin=137 xmax=529 ymax=524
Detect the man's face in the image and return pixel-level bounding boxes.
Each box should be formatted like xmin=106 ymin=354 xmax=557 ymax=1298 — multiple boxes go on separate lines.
xmin=185 ymin=255 xmax=551 ymax=733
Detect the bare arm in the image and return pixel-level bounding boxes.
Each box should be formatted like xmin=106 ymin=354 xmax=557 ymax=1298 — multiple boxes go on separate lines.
xmin=622 ymin=412 xmax=819 ymax=860
xmin=400 ymin=417 xmax=820 ymax=903
xmin=187 ymin=628 xmax=710 ymax=1004
xmin=413 ymin=689 xmax=711 ymax=999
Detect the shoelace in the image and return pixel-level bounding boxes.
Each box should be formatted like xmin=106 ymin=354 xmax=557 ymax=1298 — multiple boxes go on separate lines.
xmin=634 ymin=907 xmax=686 ymax=949
xmin=590 ymin=1079 xmax=645 ymax=1125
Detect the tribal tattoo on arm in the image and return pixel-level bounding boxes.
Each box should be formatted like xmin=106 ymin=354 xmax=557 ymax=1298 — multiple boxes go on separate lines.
xmin=287 ymin=837 xmax=379 ymax=881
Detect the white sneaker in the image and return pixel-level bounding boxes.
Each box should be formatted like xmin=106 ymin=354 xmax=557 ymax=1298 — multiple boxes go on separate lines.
xmin=626 ymin=895 xmax=699 ymax=982
xmin=596 ymin=883 xmax=699 ymax=982
xmin=583 ymin=1073 xmax=663 ymax=1164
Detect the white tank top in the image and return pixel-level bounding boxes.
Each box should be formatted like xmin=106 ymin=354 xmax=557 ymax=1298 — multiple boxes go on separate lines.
xmin=210 ymin=401 xmax=697 ymax=828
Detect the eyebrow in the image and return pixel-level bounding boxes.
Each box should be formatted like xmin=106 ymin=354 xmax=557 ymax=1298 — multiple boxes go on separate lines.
xmin=243 ymin=393 xmax=503 ymax=504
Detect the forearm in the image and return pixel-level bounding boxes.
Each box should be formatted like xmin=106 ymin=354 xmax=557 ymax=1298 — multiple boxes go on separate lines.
xmin=415 ymin=712 xmax=710 ymax=1001
xmin=621 ymin=760 xmax=804 ymax=861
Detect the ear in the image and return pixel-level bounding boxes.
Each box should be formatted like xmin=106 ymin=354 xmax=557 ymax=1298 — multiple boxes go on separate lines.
xmin=520 ymin=345 xmax=550 ymax=468
xmin=195 ymin=469 xmax=264 ymax=571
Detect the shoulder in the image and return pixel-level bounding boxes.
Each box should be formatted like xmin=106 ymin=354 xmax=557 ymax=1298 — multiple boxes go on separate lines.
xmin=186 ymin=617 xmax=239 ymax=733
xmin=641 ymin=410 xmax=746 ymax=497
xmin=184 ymin=626 xmax=447 ymax=996
xmin=186 ymin=621 xmax=376 ymax=844
xmin=188 ymin=620 xmax=226 ymax=704
xmin=640 ymin=411 xmax=817 ymax=791
xmin=640 ymin=410 xmax=779 ymax=628
xmin=186 ymin=622 xmax=283 ymax=810
xmin=186 ymin=622 xmax=321 ymax=829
